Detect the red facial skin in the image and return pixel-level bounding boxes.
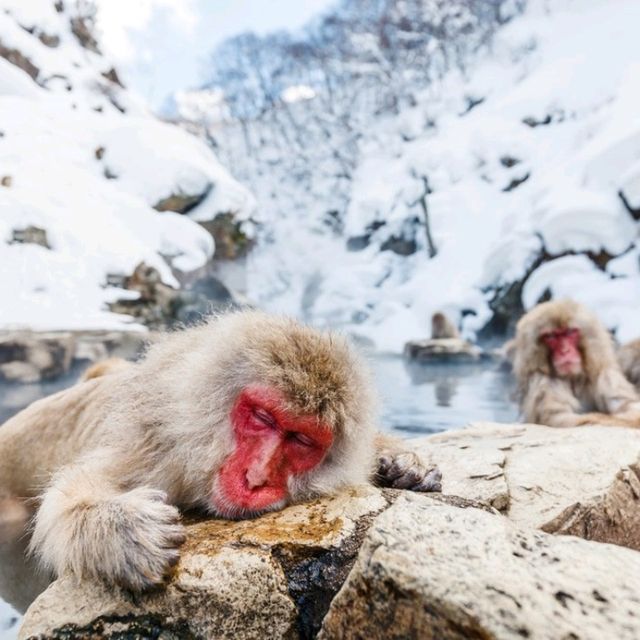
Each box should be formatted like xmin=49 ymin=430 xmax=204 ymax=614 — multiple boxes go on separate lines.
xmin=212 ymin=385 xmax=333 ymax=517
xmin=541 ymin=327 xmax=583 ymax=377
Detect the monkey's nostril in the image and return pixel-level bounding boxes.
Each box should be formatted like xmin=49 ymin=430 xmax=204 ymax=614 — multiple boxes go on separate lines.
xmin=245 ymin=468 xmax=268 ymax=490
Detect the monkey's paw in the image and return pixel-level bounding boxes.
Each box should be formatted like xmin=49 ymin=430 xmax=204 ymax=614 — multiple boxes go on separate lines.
xmin=107 ymin=488 xmax=187 ymax=591
xmin=377 ymin=452 xmax=442 ymax=492
xmin=34 ymin=487 xmax=187 ymax=592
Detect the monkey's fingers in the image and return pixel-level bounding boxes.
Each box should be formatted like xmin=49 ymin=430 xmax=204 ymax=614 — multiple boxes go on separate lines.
xmin=414 ymin=467 xmax=443 ymax=493
xmin=118 ymin=501 xmax=187 ymax=590
xmin=377 ymin=452 xmax=417 ymax=483
xmin=377 ymin=452 xmax=443 ymax=493
xmin=575 ymin=412 xmax=640 ymax=428
xmin=611 ymin=411 xmax=640 ymax=428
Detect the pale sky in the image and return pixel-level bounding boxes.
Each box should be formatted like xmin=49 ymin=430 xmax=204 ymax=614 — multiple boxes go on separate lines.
xmin=94 ymin=0 xmax=337 ymax=110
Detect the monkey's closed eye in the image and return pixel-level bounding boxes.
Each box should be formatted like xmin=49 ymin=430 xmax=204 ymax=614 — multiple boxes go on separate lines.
xmin=252 ymin=407 xmax=278 ymax=429
xmin=290 ymin=432 xmax=315 ymax=447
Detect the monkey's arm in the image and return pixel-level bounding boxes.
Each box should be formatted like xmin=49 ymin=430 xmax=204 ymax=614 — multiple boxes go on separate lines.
xmin=592 ymin=369 xmax=640 ymax=426
xmin=524 ymin=374 xmax=640 ymax=428
xmin=521 ymin=374 xmax=583 ymax=427
xmin=618 ymin=340 xmax=640 ymax=387
xmin=372 ymin=433 xmax=442 ymax=492
xmin=30 ymin=450 xmax=185 ymax=592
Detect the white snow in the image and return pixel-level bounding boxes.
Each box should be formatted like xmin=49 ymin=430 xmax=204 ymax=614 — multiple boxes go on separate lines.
xmin=0 ymin=1 xmax=253 ymax=331
xmin=209 ymin=0 xmax=640 ymax=350
xmin=281 ymin=85 xmax=316 ymax=104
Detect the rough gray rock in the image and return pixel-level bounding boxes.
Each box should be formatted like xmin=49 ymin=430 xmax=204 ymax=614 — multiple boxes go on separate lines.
xmin=198 ymin=212 xmax=255 ymax=261
xmin=17 ymin=425 xmax=640 ymax=639
xmin=0 ymin=333 xmax=75 ymax=383
xmin=0 ymin=40 xmax=39 ymax=80
xmin=320 ymin=493 xmax=640 ymax=640
xmin=404 ymin=337 xmax=484 ymax=363
xmin=0 ymin=330 xmax=145 ymax=384
xmin=414 ymin=421 xmax=640 ymax=548
xmin=153 ymin=184 xmax=213 ymax=215
xmin=10 ymin=226 xmax=50 ymax=249
xmin=107 ymin=262 xmax=244 ymax=329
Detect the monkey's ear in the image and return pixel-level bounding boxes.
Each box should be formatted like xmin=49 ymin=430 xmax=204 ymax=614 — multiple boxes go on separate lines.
xmin=514 ymin=331 xmax=551 ymax=378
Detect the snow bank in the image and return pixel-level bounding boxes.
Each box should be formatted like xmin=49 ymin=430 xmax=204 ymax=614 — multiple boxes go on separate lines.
xmin=213 ymin=0 xmax=640 ymax=350
xmin=0 ymin=1 xmax=253 ymax=331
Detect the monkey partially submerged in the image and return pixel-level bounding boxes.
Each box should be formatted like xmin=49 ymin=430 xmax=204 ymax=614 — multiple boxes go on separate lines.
xmin=513 ymin=299 xmax=640 ymax=428
xmin=0 ymin=310 xmax=441 ymax=591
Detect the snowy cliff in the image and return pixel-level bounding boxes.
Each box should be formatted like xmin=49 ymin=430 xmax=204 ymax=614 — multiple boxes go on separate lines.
xmin=192 ymin=0 xmax=640 ymax=352
xmin=0 ymin=0 xmax=254 ymax=331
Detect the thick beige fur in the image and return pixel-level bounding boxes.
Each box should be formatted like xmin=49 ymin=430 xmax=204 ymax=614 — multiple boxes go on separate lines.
xmin=513 ymin=299 xmax=640 ymax=428
xmin=0 ymin=310 xmax=437 ymax=591
xmin=80 ymin=357 xmax=132 ymax=381
xmin=431 ymin=312 xmax=459 ymax=339
xmin=618 ymin=339 xmax=640 ymax=388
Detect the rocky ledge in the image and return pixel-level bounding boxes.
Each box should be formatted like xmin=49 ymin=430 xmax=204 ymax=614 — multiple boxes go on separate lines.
xmin=0 ymin=330 xmax=145 ymax=383
xmin=403 ymin=337 xmax=488 ymax=363
xmin=18 ymin=423 xmax=640 ymax=639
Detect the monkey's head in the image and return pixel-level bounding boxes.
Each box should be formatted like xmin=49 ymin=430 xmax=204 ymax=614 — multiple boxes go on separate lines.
xmin=431 ymin=311 xmax=458 ymax=340
xmin=150 ymin=311 xmax=377 ymax=519
xmin=514 ymin=299 xmax=616 ymax=382
xmin=431 ymin=312 xmax=446 ymax=336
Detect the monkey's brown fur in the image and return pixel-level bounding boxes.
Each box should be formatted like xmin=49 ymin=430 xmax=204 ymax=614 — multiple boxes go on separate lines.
xmin=618 ymin=339 xmax=640 ymax=388
xmin=431 ymin=312 xmax=459 ymax=340
xmin=513 ymin=299 xmax=640 ymax=428
xmin=0 ymin=310 xmax=440 ymax=591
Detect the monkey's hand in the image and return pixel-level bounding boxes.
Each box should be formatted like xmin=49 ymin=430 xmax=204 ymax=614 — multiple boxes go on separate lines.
xmin=376 ymin=451 xmax=442 ymax=492
xmin=573 ymin=412 xmax=640 ymax=428
xmin=32 ymin=466 xmax=186 ymax=592
xmin=609 ymin=411 xmax=640 ymax=428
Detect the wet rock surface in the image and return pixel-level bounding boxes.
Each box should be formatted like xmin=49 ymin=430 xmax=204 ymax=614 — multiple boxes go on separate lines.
xmin=0 ymin=333 xmax=75 ymax=383
xmin=0 ymin=330 xmax=145 ymax=384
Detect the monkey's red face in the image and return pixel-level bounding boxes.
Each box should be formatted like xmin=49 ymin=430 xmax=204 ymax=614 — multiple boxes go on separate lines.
xmin=541 ymin=327 xmax=582 ymax=377
xmin=212 ymin=385 xmax=333 ymax=517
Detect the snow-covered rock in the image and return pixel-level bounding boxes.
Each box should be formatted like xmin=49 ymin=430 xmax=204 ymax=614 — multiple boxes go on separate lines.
xmin=201 ymin=0 xmax=640 ymax=351
xmin=0 ymin=1 xmax=253 ymax=332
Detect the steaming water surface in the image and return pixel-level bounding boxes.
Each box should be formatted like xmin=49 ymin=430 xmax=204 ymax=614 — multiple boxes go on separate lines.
xmin=372 ymin=355 xmax=518 ymax=434
xmin=0 ymin=356 xmax=518 ymax=431
xmin=0 ymin=355 xmax=518 ymax=635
